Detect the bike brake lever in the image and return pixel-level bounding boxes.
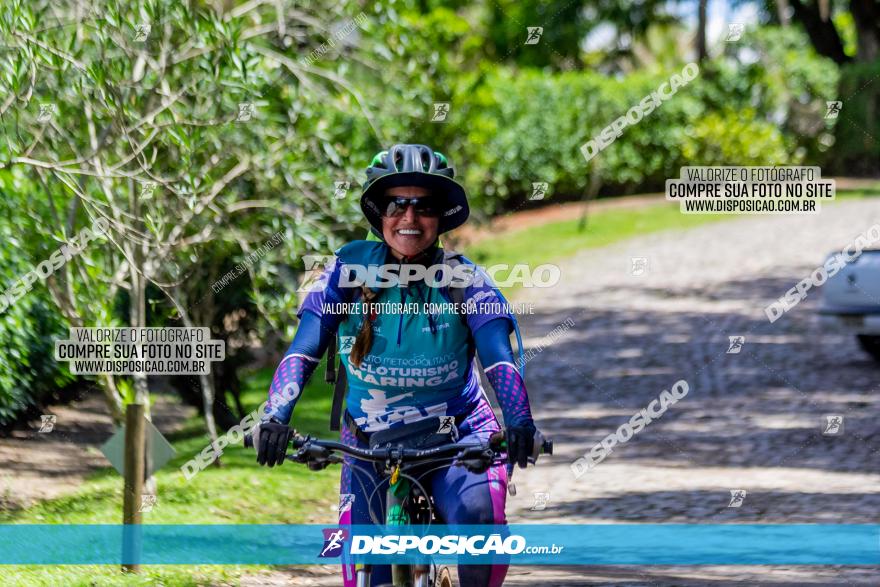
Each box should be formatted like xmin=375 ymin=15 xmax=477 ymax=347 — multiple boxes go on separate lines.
xmin=456 ymin=457 xmax=492 ymax=474
xmin=307 ymin=460 xmax=332 ymax=471
xmin=289 ymin=445 xmax=339 ymax=470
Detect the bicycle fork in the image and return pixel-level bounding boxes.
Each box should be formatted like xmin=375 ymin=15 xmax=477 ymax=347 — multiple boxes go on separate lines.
xmin=356 ymin=470 xmax=433 ymax=587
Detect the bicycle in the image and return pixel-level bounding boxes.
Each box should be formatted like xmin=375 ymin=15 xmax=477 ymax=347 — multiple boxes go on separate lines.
xmin=245 ymin=422 xmax=552 ymax=587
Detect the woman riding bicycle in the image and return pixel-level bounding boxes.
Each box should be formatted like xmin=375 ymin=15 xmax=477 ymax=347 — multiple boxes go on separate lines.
xmin=254 ymin=144 xmax=542 ymax=587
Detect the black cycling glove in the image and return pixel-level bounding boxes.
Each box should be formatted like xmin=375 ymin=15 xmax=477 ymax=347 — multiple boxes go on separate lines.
xmin=256 ymin=420 xmax=293 ymax=467
xmin=506 ymin=422 xmax=537 ymax=469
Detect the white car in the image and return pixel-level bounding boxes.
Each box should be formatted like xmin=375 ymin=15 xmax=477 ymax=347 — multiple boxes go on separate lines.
xmin=819 ymin=250 xmax=880 ymax=360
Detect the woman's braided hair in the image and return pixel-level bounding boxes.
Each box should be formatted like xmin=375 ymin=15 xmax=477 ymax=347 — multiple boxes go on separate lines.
xmin=349 ymin=283 xmax=378 ymax=368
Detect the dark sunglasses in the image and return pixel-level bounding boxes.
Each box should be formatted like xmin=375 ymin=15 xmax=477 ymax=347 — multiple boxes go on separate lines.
xmin=382 ymin=196 xmax=440 ymax=218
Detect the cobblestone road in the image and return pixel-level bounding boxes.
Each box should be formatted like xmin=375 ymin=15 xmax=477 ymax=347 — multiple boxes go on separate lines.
xmin=502 ymin=199 xmax=880 ymax=584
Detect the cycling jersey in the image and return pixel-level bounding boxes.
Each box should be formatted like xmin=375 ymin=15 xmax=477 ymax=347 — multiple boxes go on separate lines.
xmin=283 ymin=240 xmax=529 ymax=432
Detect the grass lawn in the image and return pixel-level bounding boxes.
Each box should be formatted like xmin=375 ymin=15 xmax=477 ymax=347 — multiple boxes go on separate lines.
xmin=0 ymin=366 xmax=341 ymax=586
xmin=2 ymin=186 xmax=877 ymax=586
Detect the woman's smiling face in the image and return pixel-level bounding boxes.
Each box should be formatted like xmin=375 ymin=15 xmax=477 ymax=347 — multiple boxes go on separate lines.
xmin=381 ymin=186 xmax=440 ymax=259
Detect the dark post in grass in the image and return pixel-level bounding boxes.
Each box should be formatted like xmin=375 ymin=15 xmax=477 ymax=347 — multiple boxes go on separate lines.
xmin=122 ymin=403 xmax=145 ymax=573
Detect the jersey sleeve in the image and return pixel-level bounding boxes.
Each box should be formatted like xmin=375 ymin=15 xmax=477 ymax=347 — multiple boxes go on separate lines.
xmin=296 ymin=256 xmax=351 ymax=332
xmin=460 ymin=262 xmax=515 ymax=334
xmin=264 ymin=258 xmax=353 ymax=425
xmin=474 ymin=317 xmax=534 ymax=427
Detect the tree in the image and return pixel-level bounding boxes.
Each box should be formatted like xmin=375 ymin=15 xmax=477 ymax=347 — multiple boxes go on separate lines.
xmin=785 ymin=0 xmax=880 ymax=173
xmin=0 ymin=0 xmax=391 ymax=436
xmin=696 ymin=0 xmax=708 ymax=61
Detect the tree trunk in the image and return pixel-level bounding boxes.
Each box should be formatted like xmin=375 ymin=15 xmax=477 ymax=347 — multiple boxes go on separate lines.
xmin=100 ymin=373 xmax=126 ymax=423
xmin=850 ymin=0 xmax=880 ymax=62
xmin=696 ymin=0 xmax=708 ymax=62
xmin=173 ymin=300 xmax=222 ymax=463
xmin=129 ymin=179 xmax=155 ymax=494
xmin=777 ymin=0 xmax=791 ymax=26
xmin=129 ymin=267 xmax=157 ymax=493
xmin=789 ymin=0 xmax=851 ymax=64
xmin=121 ymin=403 xmax=145 ymax=574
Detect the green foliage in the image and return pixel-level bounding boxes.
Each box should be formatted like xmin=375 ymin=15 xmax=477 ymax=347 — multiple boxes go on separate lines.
xmin=0 ymin=185 xmax=75 ymax=426
xmin=722 ymin=26 xmax=840 ymax=164
xmin=450 ymin=24 xmax=841 ymax=211
xmin=484 ymin=0 xmax=675 ymax=70
xmin=0 ymin=0 xmax=419 ymax=397
xmin=828 ymin=60 xmax=880 ymax=175
xmin=456 ymin=65 xmax=720 ymax=208
xmin=0 ymin=299 xmax=74 ymax=427
xmin=682 ymin=109 xmax=796 ymax=166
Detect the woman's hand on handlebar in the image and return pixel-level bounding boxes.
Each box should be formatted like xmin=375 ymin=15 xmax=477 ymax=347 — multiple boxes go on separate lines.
xmin=254 ymin=420 xmax=293 ymax=467
xmin=506 ymin=422 xmax=537 ymax=469
xmin=491 ymin=424 xmax=552 ymax=469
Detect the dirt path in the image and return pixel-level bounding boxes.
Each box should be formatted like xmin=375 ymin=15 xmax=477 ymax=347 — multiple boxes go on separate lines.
xmin=0 ymin=389 xmax=195 ymax=509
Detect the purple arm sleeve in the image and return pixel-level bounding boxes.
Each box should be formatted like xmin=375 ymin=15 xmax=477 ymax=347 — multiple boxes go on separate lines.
xmin=474 ymin=317 xmax=534 ymax=427
xmin=460 ymin=263 xmax=515 ymax=334
xmin=264 ymin=309 xmax=336 ymax=425
xmin=264 ymin=354 xmax=319 ymax=425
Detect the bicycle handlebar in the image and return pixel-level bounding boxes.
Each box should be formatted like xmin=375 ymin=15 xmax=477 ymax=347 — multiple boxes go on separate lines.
xmin=244 ymin=427 xmax=552 ymax=468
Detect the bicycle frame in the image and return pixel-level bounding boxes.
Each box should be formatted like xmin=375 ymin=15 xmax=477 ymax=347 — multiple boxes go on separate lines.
xmin=244 ymin=428 xmax=552 ymax=587
xmin=355 ymin=467 xmax=434 ymax=587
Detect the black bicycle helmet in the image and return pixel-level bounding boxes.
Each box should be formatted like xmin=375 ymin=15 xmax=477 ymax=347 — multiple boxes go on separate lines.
xmin=361 ymin=144 xmax=469 ymax=236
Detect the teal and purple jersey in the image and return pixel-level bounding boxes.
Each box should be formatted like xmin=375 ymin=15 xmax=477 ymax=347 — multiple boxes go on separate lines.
xmin=264 ymin=241 xmax=533 ymax=435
